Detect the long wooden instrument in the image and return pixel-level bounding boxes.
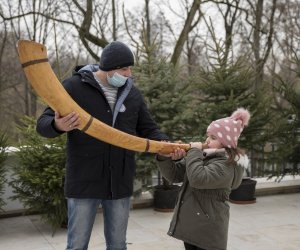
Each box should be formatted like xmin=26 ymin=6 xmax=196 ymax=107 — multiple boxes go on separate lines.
xmin=17 ymin=40 xmax=190 ymax=154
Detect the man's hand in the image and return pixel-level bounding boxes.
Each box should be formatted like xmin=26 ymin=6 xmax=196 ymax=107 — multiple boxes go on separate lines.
xmin=54 ymin=111 xmax=80 ymax=132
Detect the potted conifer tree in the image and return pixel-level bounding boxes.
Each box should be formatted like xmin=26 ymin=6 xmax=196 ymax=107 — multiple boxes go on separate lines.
xmin=133 ymin=42 xmax=184 ymax=212
xmin=10 ymin=116 xmax=67 ymax=232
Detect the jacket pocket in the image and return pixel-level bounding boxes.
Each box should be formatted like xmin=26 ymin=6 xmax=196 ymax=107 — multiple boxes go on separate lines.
xmin=67 ymin=151 xmax=105 ymax=182
xmin=192 ymin=190 xmax=210 ymax=219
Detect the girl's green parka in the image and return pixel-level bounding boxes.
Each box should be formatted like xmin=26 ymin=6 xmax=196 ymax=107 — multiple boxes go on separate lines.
xmin=156 ymin=148 xmax=244 ymax=250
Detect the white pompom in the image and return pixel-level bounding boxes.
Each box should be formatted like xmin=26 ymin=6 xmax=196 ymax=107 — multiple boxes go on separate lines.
xmin=231 ymin=108 xmax=251 ymax=126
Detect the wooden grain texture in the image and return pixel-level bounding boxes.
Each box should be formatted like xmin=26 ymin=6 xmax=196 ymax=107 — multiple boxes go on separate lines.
xmin=17 ymin=40 xmax=190 ymax=154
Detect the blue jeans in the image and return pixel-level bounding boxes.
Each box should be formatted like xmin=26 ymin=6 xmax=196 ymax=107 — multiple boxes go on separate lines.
xmin=66 ymin=197 xmax=131 ymax=250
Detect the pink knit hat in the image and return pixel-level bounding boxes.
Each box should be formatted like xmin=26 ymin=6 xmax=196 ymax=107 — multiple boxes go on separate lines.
xmin=206 ymin=108 xmax=251 ymax=148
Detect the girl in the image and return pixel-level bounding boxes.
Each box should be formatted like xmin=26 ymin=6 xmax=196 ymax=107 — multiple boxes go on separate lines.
xmin=156 ymin=108 xmax=251 ymax=250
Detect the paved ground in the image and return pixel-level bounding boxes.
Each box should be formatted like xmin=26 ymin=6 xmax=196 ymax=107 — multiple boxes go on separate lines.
xmin=0 ymin=193 xmax=299 ymax=250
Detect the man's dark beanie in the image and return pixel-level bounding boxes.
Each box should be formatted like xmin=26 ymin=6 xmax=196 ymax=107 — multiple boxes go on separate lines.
xmin=99 ymin=41 xmax=134 ymax=71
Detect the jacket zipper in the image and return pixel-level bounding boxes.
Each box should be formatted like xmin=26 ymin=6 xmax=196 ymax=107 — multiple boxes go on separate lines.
xmin=108 ymin=144 xmax=114 ymax=199
xmin=110 ymin=170 xmax=114 ymax=199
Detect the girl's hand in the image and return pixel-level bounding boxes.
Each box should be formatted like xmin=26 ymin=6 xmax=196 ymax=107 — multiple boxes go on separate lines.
xmin=203 ymin=148 xmax=225 ymax=156
xmin=189 ymin=142 xmax=203 ymax=149
xmin=189 ymin=142 xmax=208 ymax=150
xmin=158 ymin=148 xmax=186 ymax=160
xmin=169 ymin=148 xmax=186 ymax=160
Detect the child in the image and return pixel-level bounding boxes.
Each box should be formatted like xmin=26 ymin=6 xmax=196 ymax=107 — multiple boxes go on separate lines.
xmin=156 ymin=108 xmax=251 ymax=250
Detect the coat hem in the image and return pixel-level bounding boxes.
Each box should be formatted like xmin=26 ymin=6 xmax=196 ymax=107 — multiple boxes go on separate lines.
xmin=170 ymin=233 xmax=226 ymax=250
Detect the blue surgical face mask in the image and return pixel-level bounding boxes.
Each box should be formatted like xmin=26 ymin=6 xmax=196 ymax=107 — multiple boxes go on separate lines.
xmin=107 ymin=72 xmax=128 ymax=87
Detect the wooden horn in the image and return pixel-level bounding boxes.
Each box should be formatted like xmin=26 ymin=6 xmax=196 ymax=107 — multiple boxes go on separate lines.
xmin=17 ymin=40 xmax=190 ymax=154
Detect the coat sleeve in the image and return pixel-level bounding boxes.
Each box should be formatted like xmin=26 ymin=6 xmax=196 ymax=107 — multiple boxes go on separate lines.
xmin=185 ymin=148 xmax=233 ymax=189
xmin=135 ymin=93 xmax=169 ymax=141
xmin=156 ymin=155 xmax=186 ymax=183
xmin=36 ymin=107 xmax=64 ymax=138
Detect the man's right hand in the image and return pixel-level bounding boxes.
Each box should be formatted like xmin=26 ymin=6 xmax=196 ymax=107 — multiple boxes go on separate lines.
xmin=54 ymin=111 xmax=80 ymax=132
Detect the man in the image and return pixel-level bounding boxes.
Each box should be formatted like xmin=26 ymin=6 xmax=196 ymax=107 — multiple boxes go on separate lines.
xmin=36 ymin=41 xmax=168 ymax=250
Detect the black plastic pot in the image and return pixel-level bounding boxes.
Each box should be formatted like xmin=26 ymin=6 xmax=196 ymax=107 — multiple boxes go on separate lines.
xmin=229 ymin=178 xmax=257 ymax=204
xmin=153 ymin=184 xmax=180 ymax=212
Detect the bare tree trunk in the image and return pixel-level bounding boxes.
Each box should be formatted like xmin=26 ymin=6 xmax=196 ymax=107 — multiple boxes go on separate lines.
xmin=253 ymin=0 xmax=263 ymax=88
xmin=186 ymin=35 xmax=194 ymax=74
xmin=222 ymin=0 xmax=240 ymax=64
xmin=0 ymin=23 xmax=8 ymax=89
xmin=145 ymin=0 xmax=151 ymax=47
xmin=171 ymin=0 xmax=201 ymax=65
xmin=112 ymin=0 xmax=117 ymax=40
xmin=250 ymin=0 xmax=277 ymax=89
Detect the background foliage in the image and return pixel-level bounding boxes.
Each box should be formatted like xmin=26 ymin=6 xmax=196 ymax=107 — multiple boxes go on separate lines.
xmin=0 ymin=131 xmax=8 ymax=210
xmin=0 ymin=0 xmax=299 ymax=224
xmin=10 ymin=116 xmax=67 ymax=230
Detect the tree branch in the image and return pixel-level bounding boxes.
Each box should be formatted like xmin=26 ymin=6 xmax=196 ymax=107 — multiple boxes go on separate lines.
xmin=171 ymin=0 xmax=201 ymax=65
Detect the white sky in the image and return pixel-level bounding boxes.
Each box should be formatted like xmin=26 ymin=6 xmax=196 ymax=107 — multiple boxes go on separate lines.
xmin=121 ymin=0 xmax=224 ymax=38
xmin=122 ymin=0 xmax=181 ymax=23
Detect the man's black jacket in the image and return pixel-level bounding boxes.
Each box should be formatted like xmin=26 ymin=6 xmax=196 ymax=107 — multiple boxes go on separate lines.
xmin=36 ymin=69 xmax=168 ymax=199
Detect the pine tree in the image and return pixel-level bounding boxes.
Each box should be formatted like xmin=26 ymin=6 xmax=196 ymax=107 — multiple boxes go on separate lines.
xmin=270 ymin=56 xmax=300 ymax=177
xmin=10 ymin=116 xmax=67 ymax=232
xmin=181 ymin=40 xmax=275 ymax=153
xmin=133 ymin=43 xmax=184 ymax=187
